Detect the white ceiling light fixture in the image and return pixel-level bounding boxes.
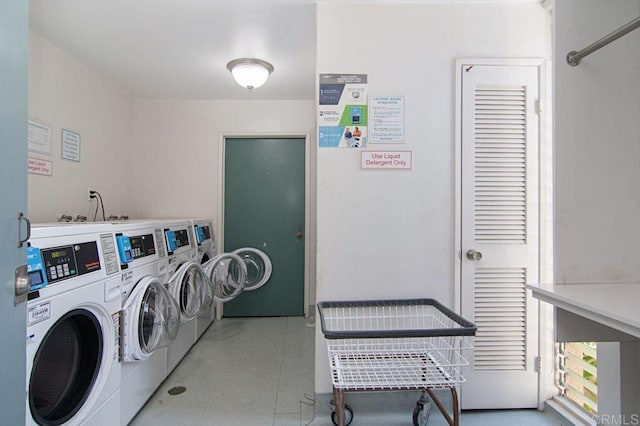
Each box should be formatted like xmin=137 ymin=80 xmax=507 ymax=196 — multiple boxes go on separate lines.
xmin=226 ymin=58 xmax=274 ymax=91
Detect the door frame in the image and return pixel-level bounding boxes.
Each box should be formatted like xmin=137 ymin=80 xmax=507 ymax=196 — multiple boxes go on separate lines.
xmin=217 ymin=132 xmax=313 ymax=318
xmin=453 ymin=58 xmax=555 ymax=408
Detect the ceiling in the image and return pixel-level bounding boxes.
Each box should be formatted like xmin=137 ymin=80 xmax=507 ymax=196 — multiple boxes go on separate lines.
xmin=29 ymin=0 xmax=317 ymax=100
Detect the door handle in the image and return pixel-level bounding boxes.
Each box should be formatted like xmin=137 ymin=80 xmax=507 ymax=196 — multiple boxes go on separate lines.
xmin=296 ymin=224 xmax=304 ymax=240
xmin=466 ymin=249 xmax=483 ymax=261
xmin=17 ymin=211 xmax=31 ymax=248
xmin=14 ymin=264 xmax=29 ymax=305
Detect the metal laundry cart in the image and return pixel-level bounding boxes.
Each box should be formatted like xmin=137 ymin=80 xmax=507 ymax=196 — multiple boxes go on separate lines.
xmin=318 ymin=298 xmax=476 ymax=426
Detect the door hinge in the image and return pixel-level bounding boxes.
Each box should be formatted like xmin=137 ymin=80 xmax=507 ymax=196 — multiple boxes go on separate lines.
xmin=534 ymin=356 xmax=542 ymax=372
xmin=535 ymin=98 xmax=542 ymax=115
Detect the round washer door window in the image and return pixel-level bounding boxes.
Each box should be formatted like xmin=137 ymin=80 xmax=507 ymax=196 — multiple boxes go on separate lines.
xmin=206 ymin=253 xmax=247 ymax=303
xmin=29 ymin=309 xmax=103 ymax=426
xmin=139 ymin=281 xmax=180 ymax=352
xmin=169 ymin=262 xmax=205 ymax=320
xmin=233 ymin=247 xmax=272 ymax=292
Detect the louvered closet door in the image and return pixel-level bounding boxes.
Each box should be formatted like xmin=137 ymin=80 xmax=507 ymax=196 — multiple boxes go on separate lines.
xmin=460 ymin=64 xmax=540 ymax=409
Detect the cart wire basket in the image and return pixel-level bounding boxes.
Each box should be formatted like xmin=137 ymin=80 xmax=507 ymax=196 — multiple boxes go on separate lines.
xmin=318 ymin=298 xmax=476 ymax=426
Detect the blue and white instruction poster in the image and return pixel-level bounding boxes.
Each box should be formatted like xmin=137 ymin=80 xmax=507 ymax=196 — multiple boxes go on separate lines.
xmin=318 ymin=74 xmax=368 ymax=148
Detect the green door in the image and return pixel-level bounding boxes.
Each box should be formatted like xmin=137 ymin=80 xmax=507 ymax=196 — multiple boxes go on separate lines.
xmin=223 ymin=138 xmax=305 ymax=317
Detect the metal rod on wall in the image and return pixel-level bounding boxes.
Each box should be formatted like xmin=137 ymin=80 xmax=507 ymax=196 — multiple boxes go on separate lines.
xmin=566 ymin=17 xmax=640 ymax=66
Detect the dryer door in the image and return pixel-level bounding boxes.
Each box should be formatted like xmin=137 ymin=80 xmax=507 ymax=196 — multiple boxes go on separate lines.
xmin=169 ymin=262 xmax=206 ymax=321
xmin=233 ymin=247 xmax=272 ymax=291
xmin=205 ymin=253 xmax=248 ymax=303
xmin=122 ymin=277 xmax=179 ymax=361
xmin=28 ymin=309 xmax=105 ymax=425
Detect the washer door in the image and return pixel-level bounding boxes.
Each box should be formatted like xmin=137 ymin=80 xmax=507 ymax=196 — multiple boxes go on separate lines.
xmin=204 ymin=253 xmax=247 ymax=303
xmin=122 ymin=277 xmax=180 ymax=361
xmin=198 ymin=252 xmax=214 ymax=309
xmin=233 ymin=247 xmax=272 ymax=292
xmin=168 ymin=262 xmax=206 ymax=320
xmin=29 ymin=309 xmax=103 ymax=426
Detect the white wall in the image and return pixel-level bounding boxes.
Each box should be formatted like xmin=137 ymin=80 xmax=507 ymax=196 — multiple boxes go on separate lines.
xmin=554 ymin=0 xmax=640 ymax=283
xmin=28 ymin=31 xmax=134 ymax=223
xmin=315 ymin=2 xmax=551 ymax=393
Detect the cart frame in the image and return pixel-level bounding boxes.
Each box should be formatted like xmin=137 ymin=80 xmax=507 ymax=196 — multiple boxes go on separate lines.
xmin=318 ymin=298 xmax=476 ymax=426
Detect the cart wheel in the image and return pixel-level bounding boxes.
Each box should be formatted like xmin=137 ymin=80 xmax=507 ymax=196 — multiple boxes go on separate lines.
xmin=331 ymin=404 xmax=353 ymax=426
xmin=412 ymin=402 xmax=430 ymax=426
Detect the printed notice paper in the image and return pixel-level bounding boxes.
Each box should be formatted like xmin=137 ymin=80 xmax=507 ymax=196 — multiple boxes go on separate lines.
xmin=61 ymin=129 xmax=81 ymax=162
xmin=369 ymin=96 xmax=404 ymax=143
xmin=318 ymin=74 xmax=368 ymax=148
xmin=28 ymin=120 xmax=52 ymax=155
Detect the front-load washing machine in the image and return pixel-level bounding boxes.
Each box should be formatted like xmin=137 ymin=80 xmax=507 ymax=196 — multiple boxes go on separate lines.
xmin=112 ymin=221 xmax=180 ymax=425
xmin=191 ymin=218 xmax=216 ymax=340
xmin=26 ymin=223 xmax=122 ymax=426
xmin=161 ymin=220 xmax=207 ymax=374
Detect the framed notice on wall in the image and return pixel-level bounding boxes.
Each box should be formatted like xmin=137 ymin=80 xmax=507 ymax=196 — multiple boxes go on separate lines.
xmin=61 ymin=129 xmax=80 ymax=162
xmin=28 ymin=120 xmax=52 ymax=155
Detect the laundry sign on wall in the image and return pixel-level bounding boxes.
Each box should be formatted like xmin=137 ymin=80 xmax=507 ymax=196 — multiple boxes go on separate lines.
xmin=61 ymin=129 xmax=80 ymax=162
xmin=318 ymin=73 xmax=368 ymax=148
xmin=28 ymin=120 xmax=52 ymax=155
xmin=361 ymin=151 xmax=412 ymax=170
xmin=369 ymin=96 xmax=405 ymax=143
xmin=28 ymin=157 xmax=53 ymax=176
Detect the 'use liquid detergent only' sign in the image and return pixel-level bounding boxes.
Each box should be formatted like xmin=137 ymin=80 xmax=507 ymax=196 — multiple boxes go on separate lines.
xmin=361 ymin=151 xmax=412 ymax=170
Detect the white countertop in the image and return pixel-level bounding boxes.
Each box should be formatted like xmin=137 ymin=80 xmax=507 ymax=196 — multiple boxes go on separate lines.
xmin=527 ymin=282 xmax=640 ymax=339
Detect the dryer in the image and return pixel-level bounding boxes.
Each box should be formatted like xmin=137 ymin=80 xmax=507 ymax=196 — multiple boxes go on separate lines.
xmin=191 ymin=218 xmax=216 ymax=340
xmin=112 ymin=221 xmax=180 ymax=425
xmin=161 ymin=220 xmax=207 ymax=374
xmin=26 ymin=223 xmax=122 ymax=426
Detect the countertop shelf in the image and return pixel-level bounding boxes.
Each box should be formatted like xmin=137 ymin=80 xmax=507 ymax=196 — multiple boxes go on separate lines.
xmin=527 ymin=282 xmax=640 ymax=339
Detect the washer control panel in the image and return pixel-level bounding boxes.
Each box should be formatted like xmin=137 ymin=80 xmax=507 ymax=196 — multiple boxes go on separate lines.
xmin=27 ymin=246 xmax=48 ymax=291
xmin=40 ymin=241 xmax=101 ymax=284
xmin=195 ymin=225 xmax=211 ymax=244
xmin=164 ymin=228 xmax=191 ymax=254
xmin=116 ymin=233 xmax=156 ymax=267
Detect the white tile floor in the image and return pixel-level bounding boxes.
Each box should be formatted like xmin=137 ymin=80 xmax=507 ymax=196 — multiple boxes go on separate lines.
xmin=130 ymin=317 xmax=316 ymax=426
xmin=131 ymin=316 xmax=565 ymax=426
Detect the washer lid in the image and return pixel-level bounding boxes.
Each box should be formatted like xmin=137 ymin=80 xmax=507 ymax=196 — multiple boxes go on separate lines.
xmin=168 ymin=261 xmax=206 ymax=320
xmin=123 ymin=276 xmax=179 ymax=360
xmin=204 ymin=253 xmax=247 ymax=303
xmin=232 ymin=247 xmax=272 ymax=292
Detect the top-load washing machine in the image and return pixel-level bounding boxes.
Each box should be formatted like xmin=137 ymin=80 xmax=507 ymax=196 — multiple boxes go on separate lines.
xmin=26 ymin=223 xmax=122 ymax=426
xmin=191 ymin=218 xmax=216 ymax=340
xmin=112 ymin=220 xmax=180 ymax=425
xmin=161 ymin=219 xmax=209 ymax=374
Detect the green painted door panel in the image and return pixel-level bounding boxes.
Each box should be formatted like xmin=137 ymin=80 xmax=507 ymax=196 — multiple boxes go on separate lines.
xmin=223 ymin=138 xmax=305 ymax=317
